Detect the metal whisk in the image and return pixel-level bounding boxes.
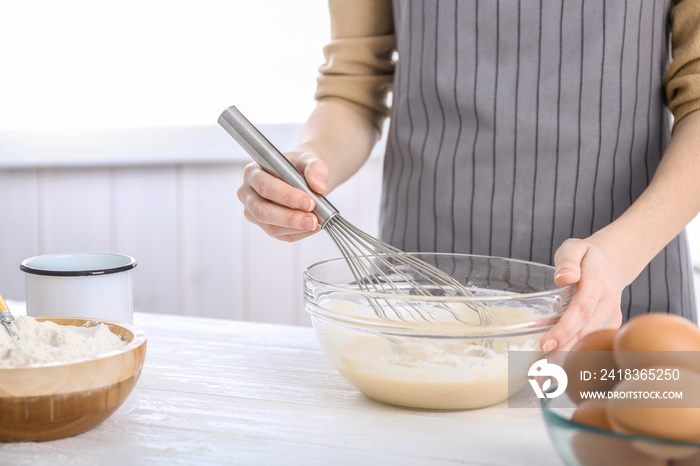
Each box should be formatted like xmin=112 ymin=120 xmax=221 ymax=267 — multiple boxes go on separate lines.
xmin=219 ymin=106 xmax=495 ymax=325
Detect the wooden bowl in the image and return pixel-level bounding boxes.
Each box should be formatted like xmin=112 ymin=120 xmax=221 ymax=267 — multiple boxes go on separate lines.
xmin=0 ymin=317 xmax=147 ymax=442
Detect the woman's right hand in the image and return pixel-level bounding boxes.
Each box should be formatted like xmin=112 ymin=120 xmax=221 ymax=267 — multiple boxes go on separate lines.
xmin=237 ymin=150 xmax=329 ymax=242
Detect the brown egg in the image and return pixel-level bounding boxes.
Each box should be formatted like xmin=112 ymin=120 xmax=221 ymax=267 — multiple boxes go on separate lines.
xmin=607 ymin=368 xmax=700 ymax=459
xmin=670 ymin=449 xmax=700 ymax=465
xmin=614 ymin=313 xmax=700 ymax=372
xmin=564 ymin=329 xmax=619 ymax=404
xmin=571 ymin=399 xmax=612 ymax=430
xmin=570 ymin=431 xmax=668 ymax=466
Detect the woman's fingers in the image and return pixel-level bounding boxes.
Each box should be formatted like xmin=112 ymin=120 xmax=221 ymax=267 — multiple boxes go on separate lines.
xmin=239 ymin=182 xmax=319 ymax=235
xmin=298 ymin=153 xmax=329 ymax=194
xmin=242 ymin=194 xmax=318 ymax=231
xmin=542 ymin=238 xmax=624 ymax=352
xmin=553 ymin=238 xmax=586 ymax=286
xmin=244 ymin=162 xmax=317 ymax=212
xmin=542 ymin=290 xmax=621 ymax=352
xmin=236 ymin=152 xmax=329 ymax=242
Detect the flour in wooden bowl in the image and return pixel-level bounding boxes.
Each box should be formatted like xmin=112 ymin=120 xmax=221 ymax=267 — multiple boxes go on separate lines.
xmin=0 ymin=316 xmax=127 ymax=366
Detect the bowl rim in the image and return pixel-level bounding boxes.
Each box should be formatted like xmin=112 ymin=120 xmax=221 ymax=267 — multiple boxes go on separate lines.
xmin=20 ymin=252 xmax=137 ymax=277
xmin=0 ymin=316 xmax=146 ymax=370
xmin=304 ymin=252 xmax=573 ymax=336
xmin=304 ymin=252 xmax=574 ymax=302
xmin=541 ymin=396 xmax=700 ymax=448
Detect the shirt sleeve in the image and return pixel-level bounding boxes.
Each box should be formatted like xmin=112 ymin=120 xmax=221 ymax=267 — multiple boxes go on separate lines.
xmin=314 ymin=0 xmax=396 ymax=130
xmin=665 ymin=0 xmax=700 ymax=128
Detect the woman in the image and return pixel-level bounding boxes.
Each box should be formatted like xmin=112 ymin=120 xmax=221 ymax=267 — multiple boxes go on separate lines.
xmin=238 ymin=0 xmax=700 ymax=351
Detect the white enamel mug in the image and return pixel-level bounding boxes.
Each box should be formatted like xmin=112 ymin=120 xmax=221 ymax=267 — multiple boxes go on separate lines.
xmin=20 ymin=252 xmax=137 ymax=323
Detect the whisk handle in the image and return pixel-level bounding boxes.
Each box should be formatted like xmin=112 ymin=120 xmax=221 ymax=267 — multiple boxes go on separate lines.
xmin=218 ymin=106 xmax=339 ymax=223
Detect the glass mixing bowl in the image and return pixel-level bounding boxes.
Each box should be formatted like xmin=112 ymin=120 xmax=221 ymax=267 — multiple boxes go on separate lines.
xmin=542 ymin=395 xmax=700 ymax=465
xmin=303 ymin=253 xmax=574 ymax=410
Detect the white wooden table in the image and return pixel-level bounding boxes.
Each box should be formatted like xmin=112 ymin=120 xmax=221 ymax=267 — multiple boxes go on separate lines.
xmin=0 ymin=312 xmax=564 ymax=465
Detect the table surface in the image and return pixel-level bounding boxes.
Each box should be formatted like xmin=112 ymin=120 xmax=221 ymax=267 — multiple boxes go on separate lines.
xmin=0 ymin=312 xmax=563 ymax=466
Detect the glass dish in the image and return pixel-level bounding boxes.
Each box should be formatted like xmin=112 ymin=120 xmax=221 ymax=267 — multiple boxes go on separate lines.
xmin=542 ymin=395 xmax=700 ymax=465
xmin=303 ymin=253 xmax=573 ymax=410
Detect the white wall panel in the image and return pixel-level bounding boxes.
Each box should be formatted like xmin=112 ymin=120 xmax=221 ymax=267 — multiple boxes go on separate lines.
xmin=242 ymin=219 xmax=300 ymax=325
xmin=39 ymin=168 xmax=111 ymax=253
xmin=0 ymin=169 xmax=40 ymax=300
xmin=181 ymin=164 xmax=244 ymax=320
xmin=111 ymin=166 xmax=178 ymax=316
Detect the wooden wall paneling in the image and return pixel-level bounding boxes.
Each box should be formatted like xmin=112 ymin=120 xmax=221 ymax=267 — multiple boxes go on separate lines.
xmin=111 ymin=166 xmax=178 ymax=316
xmin=39 ymin=167 xmax=112 ymax=253
xmin=242 ymin=219 xmax=300 ymax=326
xmin=180 ymin=163 xmax=244 ymax=320
xmin=0 ymin=169 xmax=40 ymax=301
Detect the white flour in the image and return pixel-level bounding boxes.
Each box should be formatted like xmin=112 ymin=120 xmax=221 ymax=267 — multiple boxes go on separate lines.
xmin=0 ymin=316 xmax=126 ymax=366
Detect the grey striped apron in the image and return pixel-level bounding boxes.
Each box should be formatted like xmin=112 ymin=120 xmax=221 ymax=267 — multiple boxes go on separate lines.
xmin=380 ymin=0 xmax=697 ymax=322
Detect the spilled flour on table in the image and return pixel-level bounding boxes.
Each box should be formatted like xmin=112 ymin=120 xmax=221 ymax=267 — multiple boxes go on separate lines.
xmin=0 ymin=316 xmax=126 ymax=366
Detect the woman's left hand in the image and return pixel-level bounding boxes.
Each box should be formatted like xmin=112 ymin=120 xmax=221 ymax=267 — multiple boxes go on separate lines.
xmin=540 ymin=237 xmax=624 ymax=352
xmin=541 ymin=110 xmax=700 ymax=353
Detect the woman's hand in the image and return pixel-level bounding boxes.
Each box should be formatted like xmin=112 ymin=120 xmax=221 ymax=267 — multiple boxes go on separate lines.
xmin=237 ymin=150 xmax=329 ymax=242
xmin=236 ymin=100 xmax=382 ymax=242
xmin=540 ymin=110 xmax=700 ymax=352
xmin=540 ymin=237 xmax=625 ymax=352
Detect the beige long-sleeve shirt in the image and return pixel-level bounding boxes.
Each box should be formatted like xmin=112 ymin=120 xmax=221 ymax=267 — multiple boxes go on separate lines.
xmin=315 ymin=0 xmax=700 ymax=131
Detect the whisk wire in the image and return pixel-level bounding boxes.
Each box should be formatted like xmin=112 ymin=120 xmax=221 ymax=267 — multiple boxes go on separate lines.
xmin=325 ymin=220 xmax=428 ymax=321
xmin=329 ymin=222 xmax=443 ymax=322
xmin=323 ymin=216 xmax=497 ymax=325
